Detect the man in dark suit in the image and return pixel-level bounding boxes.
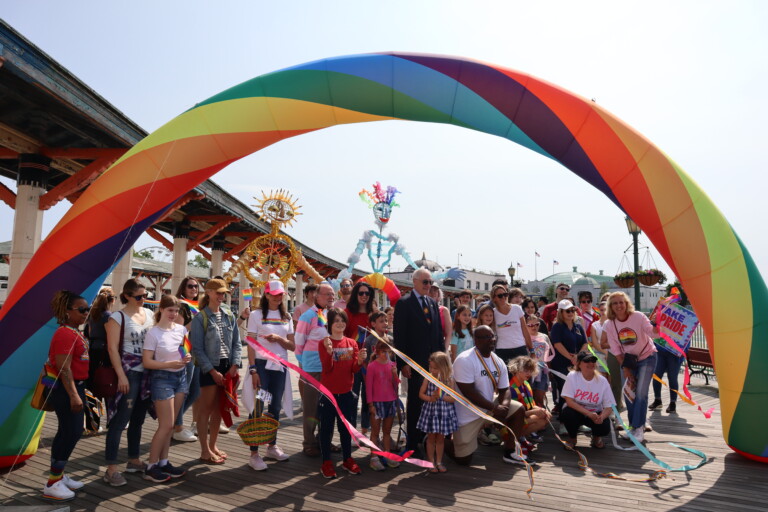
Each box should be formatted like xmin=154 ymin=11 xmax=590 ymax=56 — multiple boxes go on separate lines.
xmin=394 ymin=268 xmax=445 ymax=454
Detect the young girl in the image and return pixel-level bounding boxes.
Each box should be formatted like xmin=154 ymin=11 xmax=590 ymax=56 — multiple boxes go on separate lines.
xmin=475 ymin=304 xmax=496 ymax=333
xmin=318 ymin=308 xmax=367 ymax=479
xmin=450 ymin=305 xmax=474 ymax=361
xmin=525 ymin=316 xmax=554 ymax=408
xmin=365 ymin=340 xmax=400 ymax=471
xmin=142 ymin=295 xmax=192 ymax=482
xmin=417 ymin=352 xmax=458 ymax=473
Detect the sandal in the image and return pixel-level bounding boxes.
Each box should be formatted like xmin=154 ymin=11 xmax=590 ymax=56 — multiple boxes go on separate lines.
xmin=590 ymin=437 xmax=605 ymax=449
xmin=429 ymin=465 xmax=439 ymax=474
xmin=199 ymin=456 xmax=225 ymax=465
xmin=437 ymin=463 xmax=447 ymax=473
xmin=214 ymin=450 xmax=228 ymax=460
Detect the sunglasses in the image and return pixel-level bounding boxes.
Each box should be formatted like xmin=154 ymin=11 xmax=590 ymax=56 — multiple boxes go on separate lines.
xmin=495 ymin=293 xmax=509 ymax=299
xmin=341 ymin=283 xmax=352 ymax=288
xmin=564 ymin=309 xmax=578 ymax=313
xmin=421 ymin=279 xmax=434 ymax=285
xmin=70 ymin=306 xmax=91 ymax=314
xmin=186 ymin=283 xmax=199 ymax=288
xmin=580 ymin=300 xmax=592 ymax=304
xmin=130 ymin=294 xmax=148 ymax=300
xmin=526 ymin=323 xmax=540 ymax=328
xmin=558 ymin=287 xmax=570 ymax=291
xmin=358 ymin=291 xmax=371 ymax=296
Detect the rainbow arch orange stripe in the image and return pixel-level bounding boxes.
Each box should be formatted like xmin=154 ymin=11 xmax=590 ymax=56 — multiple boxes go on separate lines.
xmin=0 ymin=52 xmax=765 ymax=465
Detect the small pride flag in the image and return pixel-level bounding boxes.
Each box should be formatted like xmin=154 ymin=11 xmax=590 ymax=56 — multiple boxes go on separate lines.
xmin=592 ymin=306 xmax=601 ymax=316
xmin=179 ymin=335 xmax=192 ymax=358
xmin=180 ymin=299 xmax=199 ymax=314
xmin=242 ymin=288 xmax=253 ymax=301
xmin=316 ymin=310 xmax=328 ymax=328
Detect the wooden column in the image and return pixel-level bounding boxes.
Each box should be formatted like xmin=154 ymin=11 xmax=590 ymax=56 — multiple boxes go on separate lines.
xmin=294 ymin=272 xmax=304 ymax=311
xmin=8 ymin=155 xmax=48 ymax=292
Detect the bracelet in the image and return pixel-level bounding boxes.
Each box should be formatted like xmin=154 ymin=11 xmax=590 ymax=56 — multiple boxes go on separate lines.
xmin=248 ymin=364 xmax=257 ymax=370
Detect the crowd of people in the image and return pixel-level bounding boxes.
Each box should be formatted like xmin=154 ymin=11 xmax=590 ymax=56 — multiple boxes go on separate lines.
xmin=41 ymin=268 xmax=669 ymax=500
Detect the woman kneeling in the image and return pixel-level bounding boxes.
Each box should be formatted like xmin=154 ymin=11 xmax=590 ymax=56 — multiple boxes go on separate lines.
xmin=560 ymin=352 xmax=615 ymax=449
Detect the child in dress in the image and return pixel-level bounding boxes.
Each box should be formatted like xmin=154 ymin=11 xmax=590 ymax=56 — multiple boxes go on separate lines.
xmin=450 ymin=305 xmax=474 ymax=361
xmin=417 ymin=352 xmax=458 ymax=473
xmin=365 ymin=340 xmax=401 ymax=471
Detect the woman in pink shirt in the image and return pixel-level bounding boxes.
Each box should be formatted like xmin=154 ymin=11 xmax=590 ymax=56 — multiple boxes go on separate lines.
xmin=602 ymin=292 xmax=658 ymax=442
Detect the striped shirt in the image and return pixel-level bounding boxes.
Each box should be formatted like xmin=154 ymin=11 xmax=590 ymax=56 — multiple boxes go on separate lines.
xmin=294 ymin=305 xmax=328 ymax=372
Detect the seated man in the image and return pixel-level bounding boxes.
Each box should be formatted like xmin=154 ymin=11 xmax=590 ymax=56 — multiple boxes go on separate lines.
xmin=446 ymin=325 xmax=529 ymax=466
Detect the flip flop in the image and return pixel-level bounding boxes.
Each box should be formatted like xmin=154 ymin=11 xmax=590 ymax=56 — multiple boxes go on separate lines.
xmin=428 ymin=466 xmax=439 ymax=474
xmin=437 ymin=463 xmax=447 ymax=473
xmin=214 ymin=450 xmax=228 ymax=460
xmin=200 ymin=456 xmax=225 ymax=465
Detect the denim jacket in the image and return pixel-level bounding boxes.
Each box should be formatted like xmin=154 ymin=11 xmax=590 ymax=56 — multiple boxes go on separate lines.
xmin=190 ymin=306 xmax=242 ymax=374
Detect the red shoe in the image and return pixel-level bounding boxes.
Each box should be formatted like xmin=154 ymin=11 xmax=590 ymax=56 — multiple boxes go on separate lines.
xmin=320 ymin=460 xmax=337 ymax=479
xmin=342 ymin=457 xmax=362 ymax=475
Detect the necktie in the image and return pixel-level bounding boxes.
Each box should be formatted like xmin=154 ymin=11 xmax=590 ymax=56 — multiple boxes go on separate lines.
xmin=421 ymin=296 xmax=431 ymax=324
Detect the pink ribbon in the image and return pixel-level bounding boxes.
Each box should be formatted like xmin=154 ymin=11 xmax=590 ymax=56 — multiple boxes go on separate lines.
xmin=245 ymin=337 xmax=433 ymax=468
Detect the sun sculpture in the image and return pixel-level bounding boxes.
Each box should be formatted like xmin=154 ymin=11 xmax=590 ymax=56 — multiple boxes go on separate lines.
xmin=223 ymin=190 xmax=322 ymax=288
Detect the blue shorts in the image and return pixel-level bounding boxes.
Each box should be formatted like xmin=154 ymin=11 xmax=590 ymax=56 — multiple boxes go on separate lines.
xmin=373 ymin=400 xmax=397 ymax=420
xmin=151 ymin=369 xmax=188 ymax=401
xmin=532 ymin=371 xmax=549 ymax=392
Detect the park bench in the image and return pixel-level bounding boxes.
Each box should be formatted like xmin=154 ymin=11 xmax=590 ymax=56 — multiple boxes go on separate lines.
xmin=687 ymin=347 xmax=714 ymax=385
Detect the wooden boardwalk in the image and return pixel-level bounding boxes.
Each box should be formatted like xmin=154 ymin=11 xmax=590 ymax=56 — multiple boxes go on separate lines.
xmin=1 ymin=367 xmax=765 ymax=512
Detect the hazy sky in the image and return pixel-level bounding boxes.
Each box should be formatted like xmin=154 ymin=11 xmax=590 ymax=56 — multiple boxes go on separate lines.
xmin=2 ymin=1 xmax=766 ymax=284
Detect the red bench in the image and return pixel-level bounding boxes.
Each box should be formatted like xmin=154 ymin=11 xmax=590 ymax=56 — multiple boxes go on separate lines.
xmin=687 ymin=347 xmax=714 ymax=385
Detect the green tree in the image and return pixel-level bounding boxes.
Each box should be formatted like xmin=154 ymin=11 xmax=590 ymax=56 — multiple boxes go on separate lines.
xmin=599 ymin=282 xmax=609 ymax=299
xmin=545 ymin=284 xmax=555 ymax=302
xmin=189 ymin=254 xmax=210 ymax=269
xmin=134 ymin=249 xmax=154 ymax=259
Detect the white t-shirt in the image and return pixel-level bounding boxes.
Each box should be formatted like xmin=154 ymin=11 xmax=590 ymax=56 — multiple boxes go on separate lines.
xmin=112 ymin=307 xmax=154 ymax=371
xmin=453 ymin=349 xmax=510 ymax=426
xmin=143 ymin=323 xmax=188 ymax=372
xmin=494 ymin=305 xmax=526 ymax=349
xmin=247 ymin=309 xmax=294 ymax=371
xmin=561 ymin=371 xmax=616 ymax=413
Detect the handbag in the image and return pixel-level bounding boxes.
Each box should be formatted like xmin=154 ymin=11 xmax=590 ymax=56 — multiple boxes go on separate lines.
xmin=91 ymin=312 xmax=124 ymax=399
xmin=30 ymin=363 xmax=57 ymax=411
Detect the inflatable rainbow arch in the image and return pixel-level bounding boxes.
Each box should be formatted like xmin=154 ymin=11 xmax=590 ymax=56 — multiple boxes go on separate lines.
xmin=0 ymin=53 xmax=765 ymax=466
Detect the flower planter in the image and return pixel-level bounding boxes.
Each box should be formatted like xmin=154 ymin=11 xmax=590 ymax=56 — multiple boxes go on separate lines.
xmin=638 ymin=274 xmax=661 ymax=286
xmin=614 ymin=277 xmax=635 ymax=288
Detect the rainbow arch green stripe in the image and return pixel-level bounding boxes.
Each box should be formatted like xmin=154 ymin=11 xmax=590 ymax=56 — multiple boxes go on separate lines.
xmin=0 ymin=52 xmax=765 ymax=466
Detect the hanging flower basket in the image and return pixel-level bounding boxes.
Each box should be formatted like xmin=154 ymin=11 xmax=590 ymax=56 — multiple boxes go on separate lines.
xmin=614 ymin=272 xmax=635 ymax=288
xmin=637 ymin=268 xmax=667 ymax=286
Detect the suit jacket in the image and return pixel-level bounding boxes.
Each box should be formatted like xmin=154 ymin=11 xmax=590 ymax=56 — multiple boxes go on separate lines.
xmin=393 ymin=291 xmax=444 ymax=372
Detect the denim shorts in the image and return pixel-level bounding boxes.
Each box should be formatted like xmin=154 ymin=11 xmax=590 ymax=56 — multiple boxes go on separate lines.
xmin=531 ymin=371 xmax=549 ymax=392
xmin=151 ymin=369 xmax=188 ymax=401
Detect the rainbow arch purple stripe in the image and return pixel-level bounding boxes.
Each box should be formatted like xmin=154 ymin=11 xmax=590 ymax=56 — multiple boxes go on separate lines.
xmin=0 ymin=52 xmax=765 ymax=466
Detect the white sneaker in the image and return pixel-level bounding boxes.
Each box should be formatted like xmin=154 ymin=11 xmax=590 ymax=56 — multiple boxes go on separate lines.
xmin=369 ymin=456 xmax=386 ymax=471
xmin=219 ymin=424 xmax=230 ymax=434
xmin=42 ymin=480 xmax=75 ymax=501
xmin=248 ymin=452 xmax=268 ymax=471
xmin=172 ymin=428 xmax=198 ymax=442
xmin=62 ymin=474 xmax=84 ymax=491
xmin=264 ymin=444 xmax=289 ymax=461
xmin=631 ymin=427 xmax=645 ymax=443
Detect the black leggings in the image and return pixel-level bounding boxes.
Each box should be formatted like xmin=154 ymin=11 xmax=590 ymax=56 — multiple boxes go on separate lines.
xmin=559 ymin=406 xmax=610 ymax=438
xmin=51 ymin=382 xmax=86 ymax=465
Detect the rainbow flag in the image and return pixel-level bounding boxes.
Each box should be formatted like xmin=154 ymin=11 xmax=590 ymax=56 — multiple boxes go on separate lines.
xmin=180 ymin=299 xmax=199 ymax=314
xmin=316 ymin=310 xmax=327 ymax=328
xmin=592 ymin=306 xmax=601 ymax=316
xmin=179 ymin=335 xmax=192 ymax=358
xmin=242 ymin=288 xmax=253 ymax=301
xmin=355 ymin=326 xmax=367 ymax=346
xmin=144 ymin=299 xmax=160 ymax=305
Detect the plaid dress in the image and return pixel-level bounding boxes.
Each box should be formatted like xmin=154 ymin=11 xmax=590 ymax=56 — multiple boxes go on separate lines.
xmin=417 ymin=381 xmax=458 ymax=435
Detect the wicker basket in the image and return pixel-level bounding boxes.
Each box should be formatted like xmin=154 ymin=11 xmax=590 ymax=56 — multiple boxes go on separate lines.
xmin=638 ymin=274 xmax=661 ymax=286
xmin=237 ymin=415 xmax=279 ymax=446
xmin=614 ymin=277 xmax=635 ymax=288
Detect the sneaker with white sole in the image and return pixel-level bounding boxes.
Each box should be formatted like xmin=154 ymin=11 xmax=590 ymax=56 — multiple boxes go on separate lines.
xmin=143 ymin=465 xmax=171 ymax=483
xmin=62 ymin=474 xmax=84 ymax=491
xmin=102 ymin=470 xmax=127 ymax=487
xmin=265 ymin=444 xmax=289 ymax=461
xmin=502 ymin=449 xmax=528 ymax=466
xmin=631 ymin=427 xmax=645 ymax=443
xmin=386 ymin=458 xmax=400 ymax=468
xmin=42 ymin=480 xmax=75 ymax=501
xmin=219 ymin=424 xmax=230 ymax=434
xmin=369 ymin=456 xmax=385 ymax=471
xmin=173 ymin=428 xmax=198 ymax=443
xmin=248 ymin=452 xmax=268 ymax=471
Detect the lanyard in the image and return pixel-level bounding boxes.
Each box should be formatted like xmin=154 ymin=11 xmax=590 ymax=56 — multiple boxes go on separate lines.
xmin=474 ymin=349 xmax=502 ymax=390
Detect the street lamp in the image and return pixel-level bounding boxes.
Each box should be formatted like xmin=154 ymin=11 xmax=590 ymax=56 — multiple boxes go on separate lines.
xmin=625 ymin=216 xmax=642 ymax=310
xmin=508 ymin=262 xmax=516 ymax=288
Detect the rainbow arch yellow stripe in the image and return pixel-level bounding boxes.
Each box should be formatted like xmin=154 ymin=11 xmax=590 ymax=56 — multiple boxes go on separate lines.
xmin=0 ymin=52 xmax=765 ymax=465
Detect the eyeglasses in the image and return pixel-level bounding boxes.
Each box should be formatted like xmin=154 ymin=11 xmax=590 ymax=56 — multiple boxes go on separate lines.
xmin=421 ymin=279 xmax=434 ymax=285
xmin=358 ymin=291 xmax=371 ymax=296
xmin=130 ymin=294 xmax=147 ymax=300
xmin=580 ymin=300 xmax=592 ymax=304
xmin=70 ymin=306 xmax=90 ymax=314
xmin=495 ymin=293 xmax=509 ymax=299
xmin=187 ymin=283 xmax=199 ymax=289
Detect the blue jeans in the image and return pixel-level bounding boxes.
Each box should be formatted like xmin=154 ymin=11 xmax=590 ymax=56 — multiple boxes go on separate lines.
xmin=319 ymin=392 xmax=355 ymax=462
xmin=625 ymin=352 xmax=657 ymax=429
xmin=250 ymin=359 xmax=286 ymax=451
xmin=105 ymin=370 xmax=150 ymax=464
xmin=51 ymin=381 xmax=86 ymax=467
xmin=175 ymin=362 xmax=200 ymax=427
xmin=351 ymin=370 xmax=369 ymax=430
xmin=652 ymin=349 xmax=684 ymax=402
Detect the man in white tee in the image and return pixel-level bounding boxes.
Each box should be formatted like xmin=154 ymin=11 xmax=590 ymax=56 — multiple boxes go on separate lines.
xmin=446 ymin=325 xmax=528 ymax=466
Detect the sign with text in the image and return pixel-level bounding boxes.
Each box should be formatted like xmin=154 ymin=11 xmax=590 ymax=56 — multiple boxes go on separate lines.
xmin=657 ymin=303 xmax=699 ymax=356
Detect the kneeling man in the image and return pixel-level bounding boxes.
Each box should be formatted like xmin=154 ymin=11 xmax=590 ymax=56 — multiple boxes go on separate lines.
xmin=446 ymin=325 xmax=529 ymax=466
